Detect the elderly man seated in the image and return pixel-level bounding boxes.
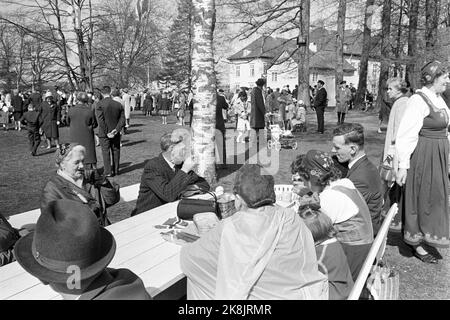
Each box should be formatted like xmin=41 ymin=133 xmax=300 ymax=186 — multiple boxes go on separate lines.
xmin=133 ymin=130 xmax=210 ymax=215
xmin=180 ymin=164 xmax=328 ymax=300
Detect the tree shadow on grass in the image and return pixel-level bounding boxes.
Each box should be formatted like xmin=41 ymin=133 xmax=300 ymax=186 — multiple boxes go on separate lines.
xmin=119 ymin=160 xmax=147 ymax=174
xmin=122 ymin=139 xmax=147 ymax=147
xmin=130 ymin=124 xmax=145 ymax=128
xmin=36 ymin=149 xmax=57 ymax=157
xmin=124 ymin=129 xmax=140 ymax=135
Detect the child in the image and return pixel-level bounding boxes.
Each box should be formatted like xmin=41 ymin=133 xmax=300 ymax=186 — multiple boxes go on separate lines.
xmin=158 ymin=91 xmax=171 ymax=125
xmin=235 ymin=93 xmax=250 ymax=143
xmin=291 ymin=100 xmax=307 ymax=132
xmin=298 ymin=204 xmax=354 ymax=300
xmin=20 ymin=103 xmax=43 ymax=156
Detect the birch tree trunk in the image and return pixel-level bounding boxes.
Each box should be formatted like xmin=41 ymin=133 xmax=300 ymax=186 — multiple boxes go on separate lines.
xmin=336 ymin=0 xmax=346 ymax=100
xmin=355 ymin=0 xmax=375 ymax=109
xmin=191 ymin=0 xmax=217 ymax=185
xmin=297 ymin=0 xmax=310 ymax=107
xmin=375 ymin=0 xmax=391 ymax=115
xmin=405 ymin=0 xmax=419 ymax=89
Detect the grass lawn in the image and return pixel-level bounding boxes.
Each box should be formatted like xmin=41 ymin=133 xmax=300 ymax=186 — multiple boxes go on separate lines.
xmin=1 ymin=108 xmax=448 ymax=299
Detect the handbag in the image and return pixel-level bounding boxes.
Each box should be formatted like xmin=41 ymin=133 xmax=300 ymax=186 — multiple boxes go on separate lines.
xmin=379 ymin=155 xmax=394 ymax=182
xmin=177 ymin=187 xmax=220 ymax=220
xmin=366 ymin=260 xmax=400 ymax=300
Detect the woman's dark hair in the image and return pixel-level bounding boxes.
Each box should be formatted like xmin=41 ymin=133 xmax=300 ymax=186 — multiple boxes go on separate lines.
xmin=290 ymin=154 xmax=342 ymax=187
xmin=238 ymin=90 xmax=247 ymax=100
xmin=298 ymin=203 xmax=337 ymax=244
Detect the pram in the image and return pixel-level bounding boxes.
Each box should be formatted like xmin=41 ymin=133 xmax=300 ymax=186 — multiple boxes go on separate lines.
xmin=267 ymin=124 xmax=298 ymax=151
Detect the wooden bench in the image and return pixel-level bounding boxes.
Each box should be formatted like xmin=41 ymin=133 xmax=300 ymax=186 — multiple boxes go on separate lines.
xmin=0 ymin=199 xmax=187 ymax=300
xmin=347 ymin=203 xmax=398 ymax=300
xmin=6 ymin=183 xmax=141 ymax=229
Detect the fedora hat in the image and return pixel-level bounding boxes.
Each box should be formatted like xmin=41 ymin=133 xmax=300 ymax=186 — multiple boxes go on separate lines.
xmin=14 ymin=200 xmax=116 ymax=284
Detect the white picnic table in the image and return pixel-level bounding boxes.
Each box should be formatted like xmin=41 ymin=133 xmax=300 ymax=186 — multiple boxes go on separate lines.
xmin=0 ymin=199 xmax=189 ymax=300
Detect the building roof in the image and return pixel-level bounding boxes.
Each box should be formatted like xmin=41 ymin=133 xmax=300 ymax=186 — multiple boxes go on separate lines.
xmin=309 ymin=51 xmax=356 ymax=72
xmin=227 ymin=37 xmax=296 ymax=61
xmin=310 ymin=27 xmax=381 ymax=58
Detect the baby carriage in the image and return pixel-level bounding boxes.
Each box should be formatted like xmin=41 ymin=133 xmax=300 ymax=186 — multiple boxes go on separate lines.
xmin=267 ymin=124 xmax=298 ymax=151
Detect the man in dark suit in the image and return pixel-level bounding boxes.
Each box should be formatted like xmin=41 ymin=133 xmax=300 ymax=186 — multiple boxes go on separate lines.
xmin=133 ymin=131 xmax=210 ymax=215
xmin=312 ymin=80 xmax=327 ymax=134
xmin=331 ymin=123 xmax=384 ymax=235
xmin=250 ymin=78 xmax=266 ymax=152
xmin=216 ymin=89 xmax=229 ymax=166
xmin=95 ymin=86 xmax=125 ymax=177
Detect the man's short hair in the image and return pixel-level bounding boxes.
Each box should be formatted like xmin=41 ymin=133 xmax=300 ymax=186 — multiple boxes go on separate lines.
xmin=332 ymin=123 xmax=365 ymax=148
xmin=102 ymin=86 xmax=111 ymax=95
xmin=317 ymin=80 xmax=325 ymax=86
xmin=340 ymin=80 xmax=346 ymax=85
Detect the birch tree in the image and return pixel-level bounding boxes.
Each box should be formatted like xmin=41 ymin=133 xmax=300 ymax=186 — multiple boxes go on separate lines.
xmin=191 ymin=0 xmax=217 ymax=184
xmin=297 ymin=0 xmax=310 ymax=106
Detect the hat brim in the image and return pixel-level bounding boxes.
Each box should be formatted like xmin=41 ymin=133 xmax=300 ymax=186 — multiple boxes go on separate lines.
xmin=14 ymin=228 xmax=116 ymax=284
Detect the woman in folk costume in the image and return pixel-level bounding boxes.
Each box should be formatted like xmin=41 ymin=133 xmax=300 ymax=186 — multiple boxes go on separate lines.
xmin=291 ymin=150 xmax=374 ymax=281
xmin=180 ymin=164 xmax=328 ymax=300
xmin=395 ymin=61 xmax=450 ymax=264
xmin=381 ymin=78 xmax=409 ymax=231
xmin=158 ymin=91 xmax=171 ymax=125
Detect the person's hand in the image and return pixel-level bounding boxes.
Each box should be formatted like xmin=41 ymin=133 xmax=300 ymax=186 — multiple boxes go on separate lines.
xmin=181 ymin=156 xmax=196 ymax=173
xmin=56 ymin=121 xmax=60 ymax=126
xmin=396 ymin=168 xmax=407 ymax=186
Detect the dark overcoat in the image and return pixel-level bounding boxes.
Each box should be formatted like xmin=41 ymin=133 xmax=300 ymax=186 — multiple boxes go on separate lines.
xmin=250 ymin=86 xmax=266 ymax=129
xmin=39 ymin=101 xmax=61 ymax=138
xmin=68 ymin=104 xmax=98 ymax=165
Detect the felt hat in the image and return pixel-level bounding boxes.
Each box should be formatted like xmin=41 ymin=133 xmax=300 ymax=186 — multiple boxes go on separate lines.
xmin=14 ymin=200 xmax=116 ymax=284
xmin=233 ymin=164 xmax=275 ymax=208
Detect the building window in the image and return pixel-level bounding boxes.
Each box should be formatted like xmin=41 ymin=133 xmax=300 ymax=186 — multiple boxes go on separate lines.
xmin=271 ymin=72 xmax=278 ymax=82
xmin=236 ymin=65 xmax=240 ymax=77
xmin=312 ymin=73 xmax=318 ymax=82
xmin=250 ymin=64 xmax=255 ymax=77
xmin=263 ymin=63 xmax=269 ymax=74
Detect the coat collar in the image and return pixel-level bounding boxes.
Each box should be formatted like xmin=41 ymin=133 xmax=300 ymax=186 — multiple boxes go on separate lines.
xmin=346 ymin=154 xmax=367 ymax=177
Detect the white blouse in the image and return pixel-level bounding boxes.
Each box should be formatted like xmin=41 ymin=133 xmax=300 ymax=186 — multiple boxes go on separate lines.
xmin=395 ymin=87 xmax=450 ymax=169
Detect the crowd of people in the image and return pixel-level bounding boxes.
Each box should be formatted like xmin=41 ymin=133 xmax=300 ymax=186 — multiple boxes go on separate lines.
xmin=1 ymin=59 xmax=450 ymax=300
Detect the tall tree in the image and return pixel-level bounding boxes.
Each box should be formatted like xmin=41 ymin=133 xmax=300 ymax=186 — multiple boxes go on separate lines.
xmin=393 ymin=0 xmax=405 ymax=77
xmin=375 ymin=0 xmax=391 ymax=114
xmin=191 ymin=0 xmax=217 ymax=184
xmin=405 ymin=0 xmax=419 ymax=89
xmin=425 ymin=0 xmax=441 ymax=59
xmin=335 ymin=0 xmax=347 ymax=102
xmin=298 ymin=0 xmax=311 ymax=107
xmin=354 ymin=0 xmax=375 ymax=109
xmin=161 ymin=0 xmax=194 ymax=89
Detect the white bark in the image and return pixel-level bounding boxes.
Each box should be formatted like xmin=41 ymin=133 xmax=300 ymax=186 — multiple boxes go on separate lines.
xmin=191 ymin=0 xmax=217 ymax=184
